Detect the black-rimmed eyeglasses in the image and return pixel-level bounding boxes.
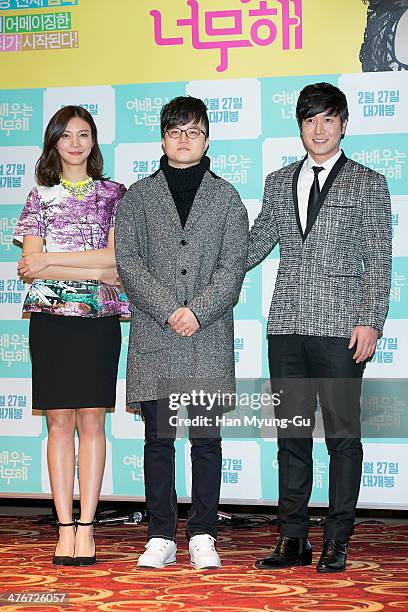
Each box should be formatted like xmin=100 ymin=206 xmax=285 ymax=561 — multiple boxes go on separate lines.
xmin=165 ymin=127 xmax=207 ymax=140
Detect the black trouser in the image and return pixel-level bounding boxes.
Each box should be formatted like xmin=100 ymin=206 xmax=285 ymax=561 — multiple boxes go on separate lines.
xmin=268 ymin=334 xmax=365 ymax=542
xmin=140 ymin=399 xmax=222 ymax=541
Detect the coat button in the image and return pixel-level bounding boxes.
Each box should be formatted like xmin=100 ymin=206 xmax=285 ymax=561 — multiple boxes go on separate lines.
xmin=180 ymin=239 xmax=187 ymax=246
xmin=184 ymin=300 xmax=188 ymax=306
xmin=181 ymin=269 xmax=187 ymax=275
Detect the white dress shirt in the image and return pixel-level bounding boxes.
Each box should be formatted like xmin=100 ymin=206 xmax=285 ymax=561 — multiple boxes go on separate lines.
xmin=297 ymin=149 xmax=343 ymax=232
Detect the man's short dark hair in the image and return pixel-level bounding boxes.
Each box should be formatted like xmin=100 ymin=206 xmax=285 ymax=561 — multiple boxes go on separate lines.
xmin=160 ymin=96 xmax=209 ymax=138
xmin=296 ymin=83 xmax=349 ymax=127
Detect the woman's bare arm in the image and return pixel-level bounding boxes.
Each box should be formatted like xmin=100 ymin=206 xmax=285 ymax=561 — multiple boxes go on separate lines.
xmin=18 ymin=228 xmax=116 ymax=276
xmin=19 ymin=235 xmax=119 ymax=284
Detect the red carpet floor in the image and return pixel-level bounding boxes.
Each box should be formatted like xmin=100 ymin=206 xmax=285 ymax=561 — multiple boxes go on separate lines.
xmin=0 ymin=516 xmax=407 ymax=611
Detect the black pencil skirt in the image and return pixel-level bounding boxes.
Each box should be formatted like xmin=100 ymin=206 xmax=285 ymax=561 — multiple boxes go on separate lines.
xmin=29 ymin=312 xmax=121 ymax=410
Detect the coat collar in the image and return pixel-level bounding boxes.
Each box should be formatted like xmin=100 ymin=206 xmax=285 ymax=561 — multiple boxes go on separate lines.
xmin=149 ymin=169 xmax=216 ymax=232
xmin=184 ymin=170 xmax=215 ymax=231
xmin=150 ymin=170 xmax=181 ymax=229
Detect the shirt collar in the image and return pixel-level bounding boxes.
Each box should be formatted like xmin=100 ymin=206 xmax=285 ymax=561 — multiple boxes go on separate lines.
xmin=305 ymin=149 xmax=342 ymax=173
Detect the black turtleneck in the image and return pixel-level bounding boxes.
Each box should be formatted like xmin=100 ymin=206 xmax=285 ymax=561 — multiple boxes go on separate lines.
xmin=160 ymin=155 xmax=210 ymax=228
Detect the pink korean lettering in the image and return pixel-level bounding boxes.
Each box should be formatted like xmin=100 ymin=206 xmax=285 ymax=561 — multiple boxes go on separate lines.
xmin=150 ymin=0 xmax=303 ymax=73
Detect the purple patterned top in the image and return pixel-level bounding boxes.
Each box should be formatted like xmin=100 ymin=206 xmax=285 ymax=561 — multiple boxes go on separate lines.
xmin=14 ymin=180 xmax=130 ymax=318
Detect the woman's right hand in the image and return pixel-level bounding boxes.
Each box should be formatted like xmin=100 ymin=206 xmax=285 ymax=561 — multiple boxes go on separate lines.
xmin=99 ymin=267 xmax=121 ymax=285
xmin=18 ymin=251 xmax=50 ymax=277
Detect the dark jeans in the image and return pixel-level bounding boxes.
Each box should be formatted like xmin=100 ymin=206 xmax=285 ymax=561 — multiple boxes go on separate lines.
xmin=268 ymin=334 xmax=365 ymax=542
xmin=141 ymin=399 xmax=222 ymax=541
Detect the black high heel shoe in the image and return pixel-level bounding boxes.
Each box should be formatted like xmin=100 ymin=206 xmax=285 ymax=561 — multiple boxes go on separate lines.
xmin=73 ymin=520 xmax=96 ymax=566
xmin=52 ymin=521 xmax=76 ymax=566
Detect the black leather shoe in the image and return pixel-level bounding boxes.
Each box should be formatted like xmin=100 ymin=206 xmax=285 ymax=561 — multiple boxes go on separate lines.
xmin=72 ymin=520 xmax=96 ymax=566
xmin=52 ymin=521 xmax=76 ymax=566
xmin=255 ymin=536 xmax=312 ymax=569
xmin=316 ymin=539 xmax=348 ymax=573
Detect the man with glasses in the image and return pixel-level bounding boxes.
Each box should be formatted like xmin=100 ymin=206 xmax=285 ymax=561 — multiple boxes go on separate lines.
xmin=115 ymin=96 xmax=248 ymax=570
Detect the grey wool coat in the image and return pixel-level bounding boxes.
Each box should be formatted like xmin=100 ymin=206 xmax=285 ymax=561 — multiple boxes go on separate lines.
xmin=247 ymin=153 xmax=392 ymax=338
xmin=115 ymin=169 xmax=249 ymax=406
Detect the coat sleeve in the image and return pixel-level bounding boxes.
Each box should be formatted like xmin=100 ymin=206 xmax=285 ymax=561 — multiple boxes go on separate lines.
xmin=188 ymin=192 xmax=249 ymax=330
xmin=356 ymin=172 xmax=392 ymax=336
xmin=247 ymin=173 xmax=280 ymax=270
xmin=114 ymin=187 xmax=180 ymax=328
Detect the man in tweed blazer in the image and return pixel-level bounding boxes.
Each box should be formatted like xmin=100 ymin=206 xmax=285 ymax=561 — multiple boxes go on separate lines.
xmin=115 ymin=97 xmax=248 ymax=570
xmin=248 ymin=83 xmax=392 ymax=573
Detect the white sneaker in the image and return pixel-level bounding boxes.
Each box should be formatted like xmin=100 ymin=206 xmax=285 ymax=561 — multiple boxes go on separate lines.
xmin=189 ymin=534 xmax=221 ymax=569
xmin=137 ymin=538 xmax=177 ymax=568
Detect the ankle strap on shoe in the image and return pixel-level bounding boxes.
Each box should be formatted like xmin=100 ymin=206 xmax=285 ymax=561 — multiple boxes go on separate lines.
xmin=76 ymin=520 xmax=95 ymax=526
xmin=56 ymin=521 xmax=76 ymax=527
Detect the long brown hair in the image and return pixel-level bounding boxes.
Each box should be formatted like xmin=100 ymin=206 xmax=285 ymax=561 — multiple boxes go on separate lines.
xmin=36 ymin=105 xmax=105 ymax=186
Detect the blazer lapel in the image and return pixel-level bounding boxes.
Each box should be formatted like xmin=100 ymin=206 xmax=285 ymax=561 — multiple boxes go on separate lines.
xmin=292 ymin=156 xmax=307 ymax=239
xmin=303 ymin=152 xmax=348 ymax=242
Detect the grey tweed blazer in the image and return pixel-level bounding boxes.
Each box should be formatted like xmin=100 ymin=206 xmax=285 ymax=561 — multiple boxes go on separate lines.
xmin=248 ymin=153 xmax=392 ymax=338
xmin=115 ymin=170 xmax=249 ymax=405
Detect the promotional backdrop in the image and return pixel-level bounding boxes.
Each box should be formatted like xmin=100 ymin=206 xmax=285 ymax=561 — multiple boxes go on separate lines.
xmin=1 ymin=0 xmax=407 ymax=508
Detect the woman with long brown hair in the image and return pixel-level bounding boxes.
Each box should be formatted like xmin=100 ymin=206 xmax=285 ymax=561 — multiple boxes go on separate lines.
xmin=14 ymin=105 xmax=128 ymax=566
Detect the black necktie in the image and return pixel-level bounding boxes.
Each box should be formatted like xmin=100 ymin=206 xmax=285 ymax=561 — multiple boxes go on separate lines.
xmin=307 ymin=166 xmax=324 ymax=227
